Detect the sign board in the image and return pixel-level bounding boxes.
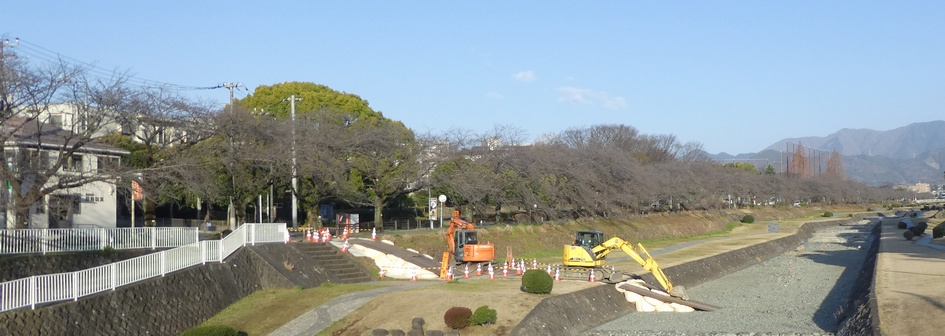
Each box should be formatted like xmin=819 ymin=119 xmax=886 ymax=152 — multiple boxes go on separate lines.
xmin=767 ymin=222 xmax=779 ymax=233
xmin=131 ymin=180 xmax=143 ymax=201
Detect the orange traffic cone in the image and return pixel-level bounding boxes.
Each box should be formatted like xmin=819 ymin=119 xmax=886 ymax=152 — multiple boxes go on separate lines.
xmin=588 ymin=270 xmax=596 ymax=283
xmin=503 ymin=265 xmax=509 ymax=278
xmin=532 ymin=259 xmax=538 ymax=270
xmin=379 ymin=268 xmax=386 ymax=279
xmin=476 ymin=263 xmax=482 ymax=276
xmin=488 ymin=263 xmax=495 ymax=280
xmin=464 ymin=264 xmax=470 ymax=278
xmin=341 ymin=239 xmax=349 ymax=253
xmin=342 ymin=227 xmax=349 ymax=240
xmin=515 ymin=264 xmax=523 ymax=276
xmin=546 ymin=264 xmax=552 ymax=275
xmin=371 ymin=227 xmax=377 ymax=240
xmin=410 ymin=269 xmax=418 ymax=282
xmin=554 ymin=268 xmax=561 ymax=281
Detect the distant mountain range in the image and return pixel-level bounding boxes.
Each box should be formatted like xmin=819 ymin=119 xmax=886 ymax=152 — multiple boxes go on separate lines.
xmin=709 ymin=121 xmax=945 ymax=186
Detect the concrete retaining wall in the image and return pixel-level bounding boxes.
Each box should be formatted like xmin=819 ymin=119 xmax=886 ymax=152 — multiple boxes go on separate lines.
xmin=0 ymin=244 xmax=338 ymax=336
xmin=511 ymin=216 xmax=869 ymax=336
xmin=0 ymin=249 xmax=159 ymax=282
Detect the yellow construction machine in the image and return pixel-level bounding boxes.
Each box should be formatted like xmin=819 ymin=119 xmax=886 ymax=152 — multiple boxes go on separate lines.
xmin=562 ymin=230 xmax=676 ymax=295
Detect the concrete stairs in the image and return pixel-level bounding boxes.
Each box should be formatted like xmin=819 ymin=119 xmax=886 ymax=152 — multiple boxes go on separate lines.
xmin=292 ymin=243 xmax=373 ymax=284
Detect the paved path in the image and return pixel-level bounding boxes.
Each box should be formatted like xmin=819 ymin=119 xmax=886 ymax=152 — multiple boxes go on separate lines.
xmin=268 ymin=281 xmax=436 ymax=336
xmin=875 ymin=217 xmax=945 ymax=336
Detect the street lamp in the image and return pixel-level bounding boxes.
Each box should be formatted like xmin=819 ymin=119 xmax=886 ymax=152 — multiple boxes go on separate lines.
xmin=438 ymin=194 xmax=446 ymax=228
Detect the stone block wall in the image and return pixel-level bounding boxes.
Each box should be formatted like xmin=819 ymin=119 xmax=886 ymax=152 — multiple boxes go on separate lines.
xmin=0 ymin=249 xmax=158 ymax=282
xmin=0 ymin=246 xmax=295 ymax=336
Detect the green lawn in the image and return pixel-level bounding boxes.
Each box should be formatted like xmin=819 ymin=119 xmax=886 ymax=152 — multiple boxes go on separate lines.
xmin=196 ymin=283 xmax=380 ymax=336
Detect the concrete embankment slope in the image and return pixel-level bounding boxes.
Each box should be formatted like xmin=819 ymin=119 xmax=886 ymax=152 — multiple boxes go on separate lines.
xmin=511 ymin=216 xmax=868 ymax=336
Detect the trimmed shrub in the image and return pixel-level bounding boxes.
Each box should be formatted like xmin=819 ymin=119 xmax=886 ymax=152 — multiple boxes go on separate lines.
xmin=913 ymin=222 xmax=929 ymax=236
xmin=469 ymin=305 xmax=498 ymax=326
xmin=741 ymin=215 xmax=755 ymax=223
xmin=822 ymin=211 xmax=833 ymax=217
xmin=521 ymin=269 xmax=554 ymax=294
xmin=444 ymin=306 xmax=472 ymax=329
xmin=178 ymin=325 xmax=239 ymax=336
xmin=933 ymin=222 xmax=945 ymax=239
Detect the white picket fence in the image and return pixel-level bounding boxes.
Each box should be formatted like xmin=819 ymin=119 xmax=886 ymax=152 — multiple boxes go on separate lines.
xmin=0 ymin=227 xmax=199 ymax=255
xmin=0 ymin=223 xmax=288 ymax=312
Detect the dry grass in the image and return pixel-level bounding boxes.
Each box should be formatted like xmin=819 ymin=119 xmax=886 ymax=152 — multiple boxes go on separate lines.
xmin=385 ymin=206 xmax=858 ymax=266
xmin=200 ymin=283 xmax=380 ymax=335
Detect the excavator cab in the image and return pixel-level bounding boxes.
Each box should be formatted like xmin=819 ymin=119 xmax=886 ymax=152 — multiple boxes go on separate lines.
xmin=575 ymin=230 xmax=604 ymax=249
xmin=453 ymin=230 xmax=479 ymax=262
xmin=564 ymin=230 xmax=606 ymax=267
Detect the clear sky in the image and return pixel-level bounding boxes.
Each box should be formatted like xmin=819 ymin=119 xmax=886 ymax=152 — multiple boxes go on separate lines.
xmin=4 ymin=1 xmax=944 ymax=154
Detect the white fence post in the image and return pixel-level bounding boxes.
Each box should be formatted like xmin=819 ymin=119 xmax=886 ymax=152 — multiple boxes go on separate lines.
xmin=151 ymin=227 xmax=157 ymax=250
xmin=72 ymin=272 xmax=78 ymax=301
xmin=160 ymin=251 xmax=166 ymax=277
xmin=111 ymin=264 xmax=117 ymax=291
xmin=100 ymin=228 xmax=106 ymax=250
xmin=41 ymin=229 xmax=48 ymax=255
xmin=29 ymin=276 xmax=36 ymax=310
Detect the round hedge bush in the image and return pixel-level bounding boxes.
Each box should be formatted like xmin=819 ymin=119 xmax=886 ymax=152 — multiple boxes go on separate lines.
xmin=444 ymin=306 xmax=472 ymax=329
xmin=741 ymin=215 xmax=755 ymax=223
xmin=469 ymin=305 xmax=497 ymax=326
xmin=822 ymin=211 xmax=833 ymax=217
xmin=933 ymin=222 xmax=945 ymax=239
xmin=521 ymin=269 xmax=554 ymax=294
xmin=178 ymin=325 xmax=239 ymax=336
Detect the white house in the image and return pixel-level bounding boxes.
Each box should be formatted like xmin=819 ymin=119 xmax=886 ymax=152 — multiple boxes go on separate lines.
xmin=2 ymin=104 xmax=129 ymax=229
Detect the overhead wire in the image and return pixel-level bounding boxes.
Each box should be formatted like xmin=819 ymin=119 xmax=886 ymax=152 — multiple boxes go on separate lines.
xmin=8 ymin=38 xmax=227 ymax=92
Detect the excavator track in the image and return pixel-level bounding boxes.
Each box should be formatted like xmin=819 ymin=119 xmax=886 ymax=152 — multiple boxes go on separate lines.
xmin=554 ymin=266 xmax=634 ymax=283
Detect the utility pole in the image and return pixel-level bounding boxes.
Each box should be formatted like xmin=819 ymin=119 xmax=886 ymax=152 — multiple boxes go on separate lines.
xmin=286 ymin=95 xmax=302 ymax=229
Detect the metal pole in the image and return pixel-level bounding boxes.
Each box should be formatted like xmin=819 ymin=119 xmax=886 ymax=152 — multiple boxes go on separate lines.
xmin=428 ymin=186 xmax=433 ymax=229
xmin=289 ymin=95 xmax=300 ymax=229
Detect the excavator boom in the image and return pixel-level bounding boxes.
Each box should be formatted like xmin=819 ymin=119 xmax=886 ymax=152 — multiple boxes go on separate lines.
xmin=563 ymin=230 xmax=674 ymax=293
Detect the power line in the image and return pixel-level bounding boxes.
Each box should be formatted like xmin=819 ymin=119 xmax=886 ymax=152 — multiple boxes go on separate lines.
xmin=6 ymin=37 xmax=223 ymax=91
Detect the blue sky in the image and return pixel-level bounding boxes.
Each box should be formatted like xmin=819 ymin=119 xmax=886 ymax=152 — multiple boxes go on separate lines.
xmin=4 ymin=1 xmax=944 ymax=154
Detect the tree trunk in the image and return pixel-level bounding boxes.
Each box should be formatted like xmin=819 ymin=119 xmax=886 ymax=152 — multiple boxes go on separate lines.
xmin=306 ymin=208 xmax=319 ymax=227
xmin=373 ymin=198 xmax=384 ymax=229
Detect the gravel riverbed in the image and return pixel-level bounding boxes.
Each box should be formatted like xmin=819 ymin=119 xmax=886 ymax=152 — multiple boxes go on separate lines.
xmin=587 ymin=222 xmax=875 ymax=336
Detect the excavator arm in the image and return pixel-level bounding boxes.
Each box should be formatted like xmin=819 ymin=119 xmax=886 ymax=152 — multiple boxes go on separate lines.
xmin=593 ymin=237 xmax=674 ymax=293
xmin=444 ymin=210 xmax=476 ymax=254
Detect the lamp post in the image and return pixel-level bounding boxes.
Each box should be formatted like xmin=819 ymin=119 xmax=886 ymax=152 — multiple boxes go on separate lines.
xmin=438 ymin=194 xmax=446 ymax=228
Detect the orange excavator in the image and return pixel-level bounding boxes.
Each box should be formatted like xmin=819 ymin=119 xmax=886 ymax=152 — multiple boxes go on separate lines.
xmin=440 ymin=209 xmax=495 ymax=279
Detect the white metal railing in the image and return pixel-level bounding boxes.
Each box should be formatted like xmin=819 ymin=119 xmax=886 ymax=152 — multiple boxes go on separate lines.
xmin=0 ymin=223 xmax=288 ymax=312
xmin=0 ymin=227 xmax=200 ymax=255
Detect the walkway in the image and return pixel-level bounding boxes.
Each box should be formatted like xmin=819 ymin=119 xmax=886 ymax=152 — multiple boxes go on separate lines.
xmin=268 ymin=280 xmax=436 ymax=336
xmin=875 ymin=216 xmax=945 ymax=336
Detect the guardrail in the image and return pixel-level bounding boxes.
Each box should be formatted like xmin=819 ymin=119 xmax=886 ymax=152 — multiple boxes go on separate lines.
xmin=0 ymin=227 xmax=199 ymax=255
xmin=0 ymin=223 xmax=288 ymax=312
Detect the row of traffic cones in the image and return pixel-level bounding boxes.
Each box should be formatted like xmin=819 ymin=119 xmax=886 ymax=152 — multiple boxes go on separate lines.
xmin=303 ymin=227 xmax=380 ymax=243
xmin=397 ymin=263 xmax=598 ymax=283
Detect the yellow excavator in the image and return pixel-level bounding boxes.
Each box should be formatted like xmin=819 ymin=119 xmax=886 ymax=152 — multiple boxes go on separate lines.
xmin=563 ymin=230 xmax=676 ymax=295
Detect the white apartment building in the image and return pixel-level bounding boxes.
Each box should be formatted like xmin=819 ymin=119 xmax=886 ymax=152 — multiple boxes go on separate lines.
xmin=2 ymin=103 xmax=129 ymax=229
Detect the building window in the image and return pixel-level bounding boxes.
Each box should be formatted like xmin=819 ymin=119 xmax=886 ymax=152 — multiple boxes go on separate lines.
xmin=33 ymin=198 xmax=46 ymax=214
xmin=50 ymin=115 xmax=63 ymax=129
xmin=64 ymin=155 xmax=83 ymax=172
xmin=97 ymin=156 xmax=120 ymax=172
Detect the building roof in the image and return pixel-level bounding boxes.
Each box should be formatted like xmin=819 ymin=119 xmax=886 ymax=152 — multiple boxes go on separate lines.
xmin=2 ymin=116 xmax=130 ymax=156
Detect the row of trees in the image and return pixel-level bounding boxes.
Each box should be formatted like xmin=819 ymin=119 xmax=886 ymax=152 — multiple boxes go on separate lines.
xmin=1 ymin=47 xmax=910 ymax=229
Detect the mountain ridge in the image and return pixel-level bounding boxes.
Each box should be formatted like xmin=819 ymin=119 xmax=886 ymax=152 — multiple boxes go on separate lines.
xmin=709 ymin=120 xmax=945 ymax=186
